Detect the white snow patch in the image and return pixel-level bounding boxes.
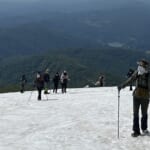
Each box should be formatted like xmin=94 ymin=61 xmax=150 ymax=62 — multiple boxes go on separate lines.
xmin=0 ymin=87 xmax=149 ymax=150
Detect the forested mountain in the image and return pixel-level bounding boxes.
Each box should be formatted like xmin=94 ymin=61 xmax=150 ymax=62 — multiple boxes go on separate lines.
xmin=0 ymin=47 xmax=150 ymax=92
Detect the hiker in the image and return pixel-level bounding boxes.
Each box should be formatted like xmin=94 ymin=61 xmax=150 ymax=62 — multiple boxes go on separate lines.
xmin=95 ymin=75 xmax=105 ymax=87
xmin=60 ymin=70 xmax=69 ymax=93
xmin=20 ymin=74 xmax=27 ymax=93
xmin=53 ymin=72 xmax=60 ymax=93
xmin=43 ymin=69 xmax=50 ymax=94
xmin=34 ymin=72 xmax=44 ymax=100
xmin=99 ymin=75 xmax=105 ymax=87
xmin=118 ymin=59 xmax=150 ymax=137
xmin=127 ymin=68 xmax=134 ymax=91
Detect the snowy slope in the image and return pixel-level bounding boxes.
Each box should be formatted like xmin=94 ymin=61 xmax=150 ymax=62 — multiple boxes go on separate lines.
xmin=0 ymin=87 xmax=150 ymax=150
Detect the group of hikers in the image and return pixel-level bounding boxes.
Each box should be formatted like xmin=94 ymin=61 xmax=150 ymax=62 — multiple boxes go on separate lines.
xmin=20 ymin=70 xmax=105 ymax=100
xmin=19 ymin=58 xmax=150 ymax=137
xmin=20 ymin=70 xmax=69 ymax=100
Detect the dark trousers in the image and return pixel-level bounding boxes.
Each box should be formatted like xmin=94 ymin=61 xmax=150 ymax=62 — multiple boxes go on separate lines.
xmin=129 ymin=84 xmax=133 ymax=91
xmin=133 ymin=97 xmax=149 ymax=133
xmin=37 ymin=88 xmax=42 ymax=100
xmin=20 ymin=83 xmax=25 ymax=93
xmin=61 ymin=83 xmax=67 ymax=93
xmin=53 ymin=83 xmax=59 ymax=93
xmin=44 ymin=82 xmax=50 ymax=92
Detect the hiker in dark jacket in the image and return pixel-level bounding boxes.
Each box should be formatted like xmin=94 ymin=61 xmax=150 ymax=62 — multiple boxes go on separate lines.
xmin=35 ymin=72 xmax=44 ymax=100
xmin=20 ymin=74 xmax=27 ymax=93
xmin=60 ymin=70 xmax=69 ymax=93
xmin=53 ymin=72 xmax=60 ymax=93
xmin=43 ymin=69 xmax=50 ymax=94
xmin=118 ymin=59 xmax=150 ymax=137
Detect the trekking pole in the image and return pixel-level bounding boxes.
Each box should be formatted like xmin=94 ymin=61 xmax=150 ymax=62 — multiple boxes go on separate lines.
xmin=28 ymin=90 xmax=33 ymax=102
xmin=48 ymin=86 xmax=51 ymax=94
xmin=45 ymin=93 xmax=48 ymax=101
xmin=118 ymin=89 xmax=120 ymax=139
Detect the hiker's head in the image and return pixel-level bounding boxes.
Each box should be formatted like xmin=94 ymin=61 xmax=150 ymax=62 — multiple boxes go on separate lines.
xmin=37 ymin=72 xmax=41 ymax=78
xmin=137 ymin=59 xmax=149 ymax=68
xmin=137 ymin=59 xmax=149 ymax=75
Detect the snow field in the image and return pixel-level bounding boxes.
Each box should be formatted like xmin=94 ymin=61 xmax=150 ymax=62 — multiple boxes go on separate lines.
xmin=0 ymin=87 xmax=150 ymax=150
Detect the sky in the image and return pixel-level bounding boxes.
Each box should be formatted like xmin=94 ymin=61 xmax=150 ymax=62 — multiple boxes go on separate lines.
xmin=0 ymin=0 xmax=126 ymax=14
xmin=0 ymin=0 xmax=147 ymax=3
xmin=0 ymin=0 xmax=148 ymax=1
xmin=0 ymin=0 xmax=149 ymax=7
xmin=0 ymin=0 xmax=149 ymax=17
xmin=0 ymin=87 xmax=150 ymax=149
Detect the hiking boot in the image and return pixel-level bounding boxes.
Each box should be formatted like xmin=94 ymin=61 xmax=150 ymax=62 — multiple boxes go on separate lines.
xmin=142 ymin=129 xmax=150 ymax=135
xmin=38 ymin=96 xmax=41 ymax=100
xmin=20 ymin=89 xmax=24 ymax=93
xmin=131 ymin=132 xmax=141 ymax=137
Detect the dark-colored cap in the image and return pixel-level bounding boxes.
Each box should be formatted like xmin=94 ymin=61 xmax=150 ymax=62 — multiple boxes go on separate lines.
xmin=137 ymin=59 xmax=149 ymax=67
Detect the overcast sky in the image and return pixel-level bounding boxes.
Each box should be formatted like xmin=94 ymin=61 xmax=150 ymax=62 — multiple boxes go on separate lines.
xmin=0 ymin=0 xmax=149 ymax=15
xmin=0 ymin=0 xmax=146 ymax=2
xmin=0 ymin=0 xmax=149 ymax=4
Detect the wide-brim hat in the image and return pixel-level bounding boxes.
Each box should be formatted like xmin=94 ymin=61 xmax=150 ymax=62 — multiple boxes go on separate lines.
xmin=137 ymin=59 xmax=149 ymax=67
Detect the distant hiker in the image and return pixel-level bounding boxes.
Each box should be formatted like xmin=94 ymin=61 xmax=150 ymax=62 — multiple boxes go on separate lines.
xmin=60 ymin=70 xmax=69 ymax=93
xmin=34 ymin=72 xmax=44 ymax=100
xmin=95 ymin=75 xmax=105 ymax=87
xmin=127 ymin=68 xmax=134 ymax=91
xmin=20 ymin=74 xmax=27 ymax=93
xmin=118 ymin=59 xmax=150 ymax=137
xmin=53 ymin=72 xmax=60 ymax=93
xmin=99 ymin=75 xmax=105 ymax=86
xmin=43 ymin=69 xmax=50 ymax=94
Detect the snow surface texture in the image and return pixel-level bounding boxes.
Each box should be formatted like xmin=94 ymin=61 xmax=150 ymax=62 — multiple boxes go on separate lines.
xmin=0 ymin=87 xmax=150 ymax=150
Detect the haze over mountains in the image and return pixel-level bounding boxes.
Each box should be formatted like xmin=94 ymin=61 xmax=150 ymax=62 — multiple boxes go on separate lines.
xmin=0 ymin=0 xmax=150 ymax=56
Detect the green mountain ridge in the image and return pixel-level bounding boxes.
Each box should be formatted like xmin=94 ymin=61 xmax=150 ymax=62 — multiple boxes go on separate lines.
xmin=0 ymin=47 xmax=149 ymax=93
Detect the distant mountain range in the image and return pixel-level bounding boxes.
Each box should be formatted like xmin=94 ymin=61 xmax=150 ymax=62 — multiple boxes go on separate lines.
xmin=0 ymin=47 xmax=150 ymax=92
